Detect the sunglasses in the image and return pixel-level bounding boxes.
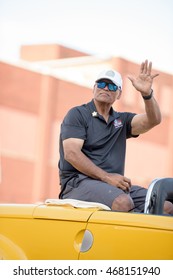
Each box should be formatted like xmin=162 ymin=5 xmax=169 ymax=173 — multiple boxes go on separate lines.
xmin=96 ymin=81 xmax=119 ymax=91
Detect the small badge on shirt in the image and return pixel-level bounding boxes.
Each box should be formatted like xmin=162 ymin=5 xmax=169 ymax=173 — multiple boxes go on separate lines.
xmin=92 ymin=111 xmax=98 ymax=117
xmin=113 ymin=119 xmax=123 ymax=128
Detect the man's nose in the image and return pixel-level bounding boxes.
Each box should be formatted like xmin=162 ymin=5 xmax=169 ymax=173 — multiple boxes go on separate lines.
xmin=104 ymin=84 xmax=109 ymax=90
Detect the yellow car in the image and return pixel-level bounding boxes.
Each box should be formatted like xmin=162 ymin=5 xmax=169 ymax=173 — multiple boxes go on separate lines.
xmin=0 ymin=178 xmax=173 ymax=260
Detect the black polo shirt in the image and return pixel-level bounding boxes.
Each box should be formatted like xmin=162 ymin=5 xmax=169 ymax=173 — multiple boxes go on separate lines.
xmin=59 ymin=99 xmax=137 ymax=187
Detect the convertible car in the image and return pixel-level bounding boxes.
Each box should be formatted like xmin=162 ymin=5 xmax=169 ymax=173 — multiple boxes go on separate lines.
xmin=0 ymin=178 xmax=173 ymax=260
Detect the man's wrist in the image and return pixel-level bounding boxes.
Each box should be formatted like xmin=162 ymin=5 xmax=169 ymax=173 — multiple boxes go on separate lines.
xmin=101 ymin=172 xmax=111 ymax=184
xmin=142 ymin=89 xmax=153 ymax=100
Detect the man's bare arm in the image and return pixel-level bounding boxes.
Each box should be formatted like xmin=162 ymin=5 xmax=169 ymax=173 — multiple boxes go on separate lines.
xmin=63 ymin=138 xmax=131 ymax=191
xmin=128 ymin=60 xmax=161 ymax=135
xmin=131 ymin=96 xmax=161 ymax=135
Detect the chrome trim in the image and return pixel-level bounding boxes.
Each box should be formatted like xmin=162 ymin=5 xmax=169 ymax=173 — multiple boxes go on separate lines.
xmin=80 ymin=230 xmax=93 ymax=252
xmin=144 ymin=178 xmax=162 ymax=214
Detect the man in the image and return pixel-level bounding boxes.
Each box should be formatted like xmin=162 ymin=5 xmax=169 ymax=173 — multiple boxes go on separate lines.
xmin=58 ymin=60 xmax=173 ymax=214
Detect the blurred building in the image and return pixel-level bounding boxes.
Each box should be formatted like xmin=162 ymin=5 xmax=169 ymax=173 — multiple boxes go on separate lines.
xmin=0 ymin=44 xmax=173 ymax=203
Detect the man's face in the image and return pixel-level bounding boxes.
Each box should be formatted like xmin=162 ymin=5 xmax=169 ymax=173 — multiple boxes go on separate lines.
xmin=93 ymin=79 xmax=121 ymax=105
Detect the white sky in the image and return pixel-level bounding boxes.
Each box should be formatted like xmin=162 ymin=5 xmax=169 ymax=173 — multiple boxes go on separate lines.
xmin=0 ymin=0 xmax=173 ymax=74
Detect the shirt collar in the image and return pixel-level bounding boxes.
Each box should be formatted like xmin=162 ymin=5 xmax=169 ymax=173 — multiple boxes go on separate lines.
xmin=87 ymin=99 xmax=120 ymax=121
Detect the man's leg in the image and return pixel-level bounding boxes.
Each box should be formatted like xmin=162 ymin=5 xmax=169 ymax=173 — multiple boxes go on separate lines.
xmin=164 ymin=201 xmax=173 ymax=215
xmin=130 ymin=185 xmax=147 ymax=212
xmin=111 ymin=194 xmax=134 ymax=212
xmin=62 ymin=175 xmax=133 ymax=211
xmin=130 ymin=185 xmax=173 ymax=214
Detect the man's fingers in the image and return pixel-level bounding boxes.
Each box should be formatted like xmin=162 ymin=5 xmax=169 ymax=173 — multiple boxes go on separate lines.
xmin=124 ymin=177 xmax=131 ymax=186
xmin=141 ymin=60 xmax=155 ymax=76
xmin=118 ymin=184 xmax=128 ymax=191
xmin=127 ymin=75 xmax=133 ymax=82
xmin=151 ymin=73 xmax=159 ymax=79
xmin=140 ymin=62 xmax=144 ymax=73
xmin=147 ymin=61 xmax=152 ymax=75
xmin=143 ymin=59 xmax=148 ymax=74
xmin=118 ymin=178 xmax=131 ymax=191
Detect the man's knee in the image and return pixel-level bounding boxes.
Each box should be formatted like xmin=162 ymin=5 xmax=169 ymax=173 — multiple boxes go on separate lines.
xmin=111 ymin=193 xmax=134 ymax=212
xmin=164 ymin=201 xmax=173 ymax=215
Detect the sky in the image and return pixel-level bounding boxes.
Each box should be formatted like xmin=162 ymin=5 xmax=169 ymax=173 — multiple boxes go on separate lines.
xmin=0 ymin=0 xmax=173 ymax=74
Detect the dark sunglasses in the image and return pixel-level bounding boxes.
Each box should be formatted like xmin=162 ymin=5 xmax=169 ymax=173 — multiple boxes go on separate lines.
xmin=96 ymin=81 xmax=119 ymax=91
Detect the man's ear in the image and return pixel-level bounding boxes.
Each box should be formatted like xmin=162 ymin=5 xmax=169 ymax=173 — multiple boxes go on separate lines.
xmin=117 ymin=90 xmax=122 ymax=100
xmin=93 ymin=84 xmax=96 ymax=92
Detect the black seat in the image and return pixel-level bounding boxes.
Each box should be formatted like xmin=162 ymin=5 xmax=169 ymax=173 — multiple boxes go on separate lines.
xmin=144 ymin=178 xmax=173 ymax=215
